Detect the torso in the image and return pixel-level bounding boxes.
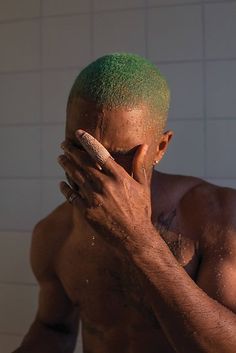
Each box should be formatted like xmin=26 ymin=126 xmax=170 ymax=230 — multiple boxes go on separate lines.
xmin=53 ymin=171 xmax=217 ymax=353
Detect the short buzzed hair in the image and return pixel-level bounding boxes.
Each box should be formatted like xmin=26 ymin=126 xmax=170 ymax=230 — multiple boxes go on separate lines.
xmin=68 ymin=53 xmax=170 ymax=132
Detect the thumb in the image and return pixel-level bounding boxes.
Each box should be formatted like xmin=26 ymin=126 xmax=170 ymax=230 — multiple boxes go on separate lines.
xmin=132 ymin=144 xmax=149 ymax=184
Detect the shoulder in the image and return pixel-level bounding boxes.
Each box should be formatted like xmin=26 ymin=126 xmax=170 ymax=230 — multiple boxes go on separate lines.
xmin=31 ymin=201 xmax=73 ymax=280
xmin=180 ymin=179 xmax=236 ymax=221
xmin=179 ymin=179 xmax=236 ymax=252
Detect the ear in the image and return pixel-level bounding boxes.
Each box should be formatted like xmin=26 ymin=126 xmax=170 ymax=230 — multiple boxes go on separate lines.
xmin=154 ymin=130 xmax=173 ymax=163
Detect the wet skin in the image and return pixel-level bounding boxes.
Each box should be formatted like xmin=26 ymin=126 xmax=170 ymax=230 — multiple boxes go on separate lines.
xmin=15 ymin=98 xmax=236 ymax=353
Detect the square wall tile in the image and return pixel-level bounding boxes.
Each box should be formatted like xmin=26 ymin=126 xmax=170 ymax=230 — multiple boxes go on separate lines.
xmin=0 ymin=72 xmax=40 ymax=124
xmin=0 ymin=126 xmax=40 ymax=177
xmin=206 ymin=179 xmax=236 ymax=190
xmin=0 ymin=179 xmax=41 ymax=231
xmin=206 ymin=61 xmax=236 ymax=118
xmin=42 ymin=0 xmax=91 ymax=15
xmin=158 ymin=121 xmax=205 ymax=177
xmin=94 ymin=0 xmax=145 ymax=11
xmin=148 ymin=5 xmax=202 ymax=61
xmin=158 ymin=62 xmax=203 ymax=119
xmin=42 ymin=69 xmax=79 ymax=123
xmin=0 ymin=231 xmax=35 ymax=284
xmin=207 ymin=121 xmax=236 ymax=178
xmin=0 ymin=21 xmax=40 ymax=72
xmin=41 ymin=124 xmax=65 ymax=177
xmin=41 ymin=179 xmax=65 ymax=218
xmin=42 ymin=15 xmax=91 ymax=69
xmin=205 ymin=3 xmax=236 ymax=59
xmin=0 ymin=334 xmax=23 ymax=352
xmin=93 ymin=9 xmax=146 ymax=59
xmin=0 ymin=283 xmax=38 ymax=335
xmin=0 ymin=0 xmax=40 ymax=21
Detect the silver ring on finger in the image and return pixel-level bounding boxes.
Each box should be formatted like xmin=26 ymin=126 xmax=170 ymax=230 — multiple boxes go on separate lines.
xmin=68 ymin=192 xmax=79 ymax=204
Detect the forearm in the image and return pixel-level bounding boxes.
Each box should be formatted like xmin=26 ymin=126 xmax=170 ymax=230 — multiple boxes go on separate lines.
xmin=12 ymin=320 xmax=78 ymax=353
xmin=126 ymin=227 xmax=236 ymax=353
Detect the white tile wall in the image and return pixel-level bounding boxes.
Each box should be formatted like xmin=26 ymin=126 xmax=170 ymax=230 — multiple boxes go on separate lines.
xmin=0 ymin=283 xmax=38 ymax=334
xmin=42 ymin=69 xmax=79 ymax=123
xmin=206 ymin=120 xmax=236 ymax=178
xmin=206 ymin=60 xmax=236 ymax=118
xmin=0 ymin=72 xmax=41 ymax=124
xmin=41 ymin=124 xmax=65 ymax=177
xmin=42 ymin=0 xmax=91 ymax=16
xmin=159 ymin=121 xmax=205 ymax=177
xmin=0 ymin=180 xmax=41 ymax=231
xmin=0 ymin=334 xmax=23 ymax=353
xmin=0 ymin=126 xmax=41 ymax=177
xmin=0 ymin=0 xmax=40 ymax=21
xmin=158 ymin=62 xmax=204 ymax=119
xmin=205 ymin=2 xmax=236 ymax=59
xmin=41 ymin=179 xmax=65 ymax=218
xmin=148 ymin=5 xmax=203 ymax=61
xmin=1 ymin=0 xmax=236 ymax=350
xmin=42 ymin=15 xmax=91 ymax=69
xmin=0 ymin=21 xmax=40 ymax=72
xmin=94 ymin=0 xmax=145 ymax=11
xmin=93 ymin=9 xmax=146 ymax=58
xmin=0 ymin=231 xmax=35 ymax=284
xmin=148 ymin=0 xmax=198 ymax=5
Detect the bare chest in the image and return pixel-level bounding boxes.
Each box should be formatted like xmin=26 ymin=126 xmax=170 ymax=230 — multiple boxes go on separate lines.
xmin=56 ymin=210 xmax=201 ymax=332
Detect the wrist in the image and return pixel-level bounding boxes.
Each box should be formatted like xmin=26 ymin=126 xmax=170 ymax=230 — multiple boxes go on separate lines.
xmin=122 ymin=222 xmax=161 ymax=256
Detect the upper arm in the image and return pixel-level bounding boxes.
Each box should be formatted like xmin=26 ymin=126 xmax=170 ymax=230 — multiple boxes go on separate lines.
xmin=196 ymin=190 xmax=236 ymax=314
xmin=30 ymin=212 xmax=79 ymax=334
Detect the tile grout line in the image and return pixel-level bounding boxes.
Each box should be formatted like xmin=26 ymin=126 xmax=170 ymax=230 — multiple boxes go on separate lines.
xmin=39 ymin=0 xmax=43 ymax=218
xmin=144 ymin=0 xmax=148 ymax=58
xmin=0 ymin=117 xmax=235 ymax=129
xmin=90 ymin=0 xmax=95 ymax=60
xmin=0 ymin=331 xmax=23 ymax=337
xmin=0 ymin=0 xmax=234 ymax=25
xmin=0 ymin=280 xmax=37 ymax=287
xmin=1 ymin=57 xmax=236 ymax=76
xmin=201 ymin=2 xmax=207 ymax=179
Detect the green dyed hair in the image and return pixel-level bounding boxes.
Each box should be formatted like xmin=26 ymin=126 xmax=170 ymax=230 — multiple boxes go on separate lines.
xmin=69 ymin=53 xmax=170 ymax=131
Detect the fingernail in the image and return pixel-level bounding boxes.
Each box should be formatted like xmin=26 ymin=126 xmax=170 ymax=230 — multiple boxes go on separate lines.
xmin=75 ymin=129 xmax=85 ymax=139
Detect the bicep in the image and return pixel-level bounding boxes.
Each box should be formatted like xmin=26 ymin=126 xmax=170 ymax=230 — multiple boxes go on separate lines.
xmin=196 ymin=228 xmax=236 ymax=314
xmin=36 ymin=278 xmax=79 ymax=334
xmin=30 ymin=221 xmax=79 ymax=334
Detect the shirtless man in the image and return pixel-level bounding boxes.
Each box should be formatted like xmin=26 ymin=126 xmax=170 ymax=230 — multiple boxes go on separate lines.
xmin=14 ymin=53 xmax=236 ymax=353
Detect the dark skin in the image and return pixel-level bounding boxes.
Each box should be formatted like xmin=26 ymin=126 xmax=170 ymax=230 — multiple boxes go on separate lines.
xmin=14 ymin=96 xmax=236 ymax=353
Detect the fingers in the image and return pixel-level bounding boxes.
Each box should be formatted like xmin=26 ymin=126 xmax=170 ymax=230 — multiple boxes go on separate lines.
xmin=60 ymin=143 xmax=106 ymax=188
xmin=132 ymin=144 xmax=149 ymax=185
xmin=59 ymin=181 xmax=83 ymax=206
xmin=75 ymin=130 xmax=117 ymax=175
xmin=58 ymin=154 xmax=85 ymax=186
xmin=58 ymin=154 xmax=105 ymax=206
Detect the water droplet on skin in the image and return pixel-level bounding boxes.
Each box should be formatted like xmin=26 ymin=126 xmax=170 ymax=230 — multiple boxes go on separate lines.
xmin=85 ymin=279 xmax=89 ymax=284
xmin=91 ymin=242 xmax=95 ymax=246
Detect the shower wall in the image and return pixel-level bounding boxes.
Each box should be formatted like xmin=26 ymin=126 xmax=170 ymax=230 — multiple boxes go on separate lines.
xmin=0 ymin=0 xmax=236 ymax=352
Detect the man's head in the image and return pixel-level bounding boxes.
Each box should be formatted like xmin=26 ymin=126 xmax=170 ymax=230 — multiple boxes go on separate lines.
xmin=65 ymin=53 xmax=173 ymax=180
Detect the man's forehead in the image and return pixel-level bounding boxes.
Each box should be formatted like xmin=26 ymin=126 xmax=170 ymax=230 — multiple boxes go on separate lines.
xmin=66 ymin=97 xmax=157 ymax=152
